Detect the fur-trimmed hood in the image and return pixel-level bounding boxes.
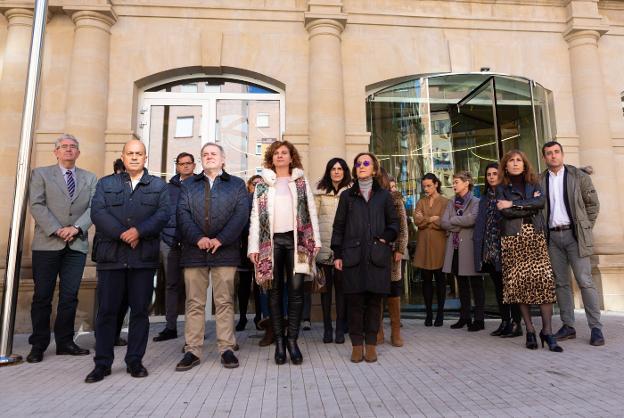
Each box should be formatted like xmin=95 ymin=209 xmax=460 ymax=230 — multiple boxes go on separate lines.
xmin=260 ymin=167 xmax=305 ymax=186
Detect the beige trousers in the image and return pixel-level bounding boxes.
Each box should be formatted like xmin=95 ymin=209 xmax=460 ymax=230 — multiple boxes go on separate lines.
xmin=184 ymin=266 xmax=237 ymax=357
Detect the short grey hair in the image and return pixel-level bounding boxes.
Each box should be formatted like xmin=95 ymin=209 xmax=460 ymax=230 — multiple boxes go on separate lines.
xmin=200 ymin=142 xmax=225 ymax=158
xmin=54 ymin=133 xmax=79 ymax=149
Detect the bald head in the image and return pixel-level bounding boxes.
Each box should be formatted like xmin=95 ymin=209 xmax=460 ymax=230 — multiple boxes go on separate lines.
xmin=121 ymin=139 xmax=147 ymax=178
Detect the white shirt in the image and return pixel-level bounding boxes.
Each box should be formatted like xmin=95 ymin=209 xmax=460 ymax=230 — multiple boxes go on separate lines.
xmin=204 ymin=170 xmax=223 ymax=188
xmin=548 ymin=167 xmax=571 ymax=228
xmin=273 ymin=177 xmax=294 ymax=233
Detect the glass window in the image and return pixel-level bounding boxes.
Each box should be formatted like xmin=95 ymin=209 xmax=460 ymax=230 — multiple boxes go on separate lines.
xmin=255 ymin=143 xmax=262 ymax=155
xmin=146 ymin=78 xmax=278 ymax=94
xmin=180 ymin=84 xmax=198 ymax=93
xmin=174 ymin=116 xmax=194 ymax=138
xmin=256 ymin=113 xmax=270 ymax=128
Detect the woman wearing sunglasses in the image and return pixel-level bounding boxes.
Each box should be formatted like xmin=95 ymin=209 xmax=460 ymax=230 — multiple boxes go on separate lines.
xmin=331 ymin=152 xmax=399 ymax=363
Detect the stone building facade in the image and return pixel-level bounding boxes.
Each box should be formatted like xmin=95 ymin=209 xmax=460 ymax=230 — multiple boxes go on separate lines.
xmin=1 ymin=0 xmax=623 ymax=332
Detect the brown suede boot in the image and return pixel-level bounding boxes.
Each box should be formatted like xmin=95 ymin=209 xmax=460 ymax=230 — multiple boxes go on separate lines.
xmin=351 ymin=345 xmax=364 ymax=363
xmin=258 ymin=319 xmax=274 ymax=347
xmin=376 ymin=310 xmax=385 ymax=344
xmin=388 ymin=297 xmax=404 ymax=347
xmin=364 ymin=344 xmax=377 ymax=362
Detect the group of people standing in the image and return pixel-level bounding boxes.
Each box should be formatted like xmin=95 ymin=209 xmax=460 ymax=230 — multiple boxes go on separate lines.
xmin=24 ymin=132 xmax=605 ymax=385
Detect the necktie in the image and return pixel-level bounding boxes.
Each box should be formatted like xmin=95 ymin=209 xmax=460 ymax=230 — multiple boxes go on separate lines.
xmin=66 ymin=170 xmax=75 ymax=198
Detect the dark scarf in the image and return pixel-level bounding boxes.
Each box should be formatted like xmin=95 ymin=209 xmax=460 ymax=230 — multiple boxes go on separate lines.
xmin=452 ymin=192 xmax=471 ymax=249
xmin=483 ymin=187 xmax=501 ymax=266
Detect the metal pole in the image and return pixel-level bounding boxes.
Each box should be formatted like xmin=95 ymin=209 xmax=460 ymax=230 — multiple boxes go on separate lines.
xmin=0 ymin=0 xmax=48 ymax=367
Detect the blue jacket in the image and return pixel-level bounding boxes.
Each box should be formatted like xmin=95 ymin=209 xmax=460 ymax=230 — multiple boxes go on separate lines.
xmin=177 ymin=171 xmax=250 ymax=267
xmin=473 ymin=188 xmax=502 ymax=273
xmin=160 ymin=174 xmax=190 ymax=247
xmin=91 ymin=170 xmax=169 ymax=270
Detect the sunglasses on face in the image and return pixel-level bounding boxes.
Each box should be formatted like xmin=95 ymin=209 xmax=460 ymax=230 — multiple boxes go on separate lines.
xmin=355 ymin=160 xmax=372 ymax=168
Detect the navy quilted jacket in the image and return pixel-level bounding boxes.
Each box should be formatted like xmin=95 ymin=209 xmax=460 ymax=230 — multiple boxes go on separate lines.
xmin=177 ymin=171 xmax=250 ymax=267
xmin=91 ymin=170 xmax=169 ymax=270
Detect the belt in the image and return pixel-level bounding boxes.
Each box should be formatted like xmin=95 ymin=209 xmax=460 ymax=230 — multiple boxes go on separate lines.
xmin=550 ymin=225 xmax=572 ymax=231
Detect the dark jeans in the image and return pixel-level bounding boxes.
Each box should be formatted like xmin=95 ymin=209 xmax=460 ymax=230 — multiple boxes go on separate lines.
xmin=30 ymin=248 xmax=86 ymax=351
xmin=484 ymin=263 xmax=520 ymax=323
xmin=457 ymin=276 xmax=485 ymax=322
xmin=347 ymin=292 xmax=383 ymax=346
xmin=162 ymin=243 xmax=185 ymax=330
xmin=319 ymin=263 xmax=345 ymax=333
xmin=269 ymin=232 xmax=304 ymax=339
xmin=94 ymin=269 xmax=155 ymax=368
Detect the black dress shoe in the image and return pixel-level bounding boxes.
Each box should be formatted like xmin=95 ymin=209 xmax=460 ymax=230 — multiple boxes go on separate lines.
xmin=525 ymin=331 xmax=538 ymax=350
xmin=539 ymin=331 xmax=563 ymax=352
xmin=85 ymin=366 xmax=111 ymax=383
xmin=126 ymin=362 xmax=148 ymax=378
xmin=490 ymin=321 xmax=508 ymax=336
xmin=323 ymin=327 xmax=333 ymax=344
xmin=114 ymin=336 xmax=128 ymax=347
xmin=221 ymin=350 xmax=240 ymax=369
xmin=153 ymin=327 xmax=178 ymax=342
xmin=176 ymin=352 xmax=200 ymax=371
xmin=56 ymin=342 xmax=90 ymax=356
xmin=334 ymin=330 xmax=345 ymax=344
xmin=26 ymin=349 xmax=43 ymax=363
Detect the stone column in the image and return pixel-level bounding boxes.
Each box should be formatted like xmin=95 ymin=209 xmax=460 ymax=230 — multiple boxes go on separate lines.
xmin=64 ymin=9 xmax=116 ymax=177
xmin=305 ymin=9 xmax=347 ymax=183
xmin=564 ymin=28 xmax=624 ymax=249
xmin=0 ymin=8 xmax=34 ymax=257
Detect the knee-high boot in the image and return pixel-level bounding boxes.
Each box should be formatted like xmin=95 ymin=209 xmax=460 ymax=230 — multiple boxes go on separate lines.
xmin=268 ymin=289 xmax=286 ymax=364
xmin=388 ymin=296 xmax=404 ymax=347
xmin=286 ymin=275 xmax=304 ymax=365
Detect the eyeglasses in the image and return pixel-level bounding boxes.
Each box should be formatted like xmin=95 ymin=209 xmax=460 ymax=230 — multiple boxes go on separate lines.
xmin=176 ymin=162 xmax=194 ymax=167
xmin=354 ymin=160 xmax=372 ymax=168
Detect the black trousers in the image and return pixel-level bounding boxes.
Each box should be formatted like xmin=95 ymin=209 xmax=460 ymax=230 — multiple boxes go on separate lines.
xmin=421 ymin=269 xmax=445 ymax=314
xmin=319 ymin=263 xmax=345 ymax=332
xmin=269 ymin=232 xmax=304 ymax=339
xmin=94 ymin=268 xmax=154 ymax=368
xmin=484 ymin=263 xmax=521 ymax=323
xmin=30 ymin=248 xmax=86 ymax=351
xmin=347 ymin=292 xmax=383 ymax=346
xmin=457 ymin=276 xmax=485 ymax=322
xmin=163 ymin=243 xmax=185 ymax=331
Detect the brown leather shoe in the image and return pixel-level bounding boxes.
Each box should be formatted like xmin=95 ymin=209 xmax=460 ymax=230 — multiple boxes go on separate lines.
xmin=364 ymin=344 xmax=378 ymax=363
xmin=388 ymin=296 xmax=404 ymax=347
xmin=350 ymin=345 xmax=364 ymax=363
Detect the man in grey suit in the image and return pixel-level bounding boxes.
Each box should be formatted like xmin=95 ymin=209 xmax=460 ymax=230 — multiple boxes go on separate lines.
xmin=27 ymin=133 xmax=97 ymax=363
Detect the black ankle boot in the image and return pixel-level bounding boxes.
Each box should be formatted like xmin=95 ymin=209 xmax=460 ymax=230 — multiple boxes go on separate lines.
xmin=323 ymin=326 xmax=333 ymax=343
xmin=501 ymin=321 xmax=523 ymax=338
xmin=490 ymin=320 xmax=508 ymax=336
xmin=539 ymin=331 xmax=563 ymax=352
xmin=425 ymin=312 xmax=433 ymax=327
xmin=450 ymin=318 xmax=471 ymax=329
xmin=434 ymin=310 xmax=444 ymax=327
xmin=286 ymin=338 xmax=303 ymax=365
xmin=525 ymin=331 xmax=538 ymax=349
xmin=274 ymin=337 xmax=287 ymax=364
xmin=467 ymin=320 xmax=485 ymax=332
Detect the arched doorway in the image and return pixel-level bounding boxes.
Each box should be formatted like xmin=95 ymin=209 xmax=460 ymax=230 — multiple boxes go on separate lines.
xmin=366 ymin=73 xmax=556 ymax=316
xmin=138 ymin=75 xmax=285 ymax=180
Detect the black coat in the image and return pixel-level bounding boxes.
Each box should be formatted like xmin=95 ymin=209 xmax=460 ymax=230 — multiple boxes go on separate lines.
xmin=473 ymin=189 xmax=502 ymax=273
xmin=331 ymin=179 xmax=399 ymax=295
xmin=496 ymin=182 xmax=546 ymax=237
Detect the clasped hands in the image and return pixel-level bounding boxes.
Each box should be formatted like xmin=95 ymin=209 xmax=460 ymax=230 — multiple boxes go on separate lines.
xmin=197 ymin=237 xmax=223 ymax=254
xmin=120 ymin=227 xmax=140 ymax=249
xmin=55 ymin=226 xmax=80 ymax=242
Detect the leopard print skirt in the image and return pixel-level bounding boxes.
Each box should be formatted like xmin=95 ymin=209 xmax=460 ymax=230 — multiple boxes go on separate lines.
xmin=501 ymin=223 xmax=556 ymax=304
